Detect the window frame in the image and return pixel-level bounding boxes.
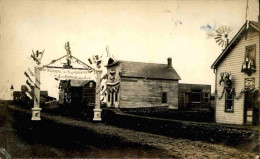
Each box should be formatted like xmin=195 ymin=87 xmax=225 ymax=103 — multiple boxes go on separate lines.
xmin=204 ymin=92 xmax=210 ymax=103
xmin=191 ymin=92 xmax=202 ymax=103
xmin=162 ymin=92 xmax=167 ymax=104
xmin=225 ymin=93 xmax=234 ymax=112
xmin=245 ymin=44 xmax=256 ymax=67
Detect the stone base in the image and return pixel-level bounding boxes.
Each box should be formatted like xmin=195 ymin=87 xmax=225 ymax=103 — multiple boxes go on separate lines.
xmin=31 ymin=108 xmax=42 ymax=120
xmin=93 ymin=109 xmax=102 ymax=121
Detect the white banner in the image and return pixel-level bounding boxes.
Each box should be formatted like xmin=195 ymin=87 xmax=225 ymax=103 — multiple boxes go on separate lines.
xmin=41 ymin=67 xmax=95 ymax=80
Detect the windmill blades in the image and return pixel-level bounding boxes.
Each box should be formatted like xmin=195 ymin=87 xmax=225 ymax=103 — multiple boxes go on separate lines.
xmin=216 ymin=33 xmax=222 ymax=37
xmin=221 ymin=26 xmax=225 ymax=33
xmin=223 ymin=25 xmax=227 ymax=32
xmin=215 ymin=35 xmax=222 ymax=41
xmin=216 ymin=29 xmax=221 ymax=34
xmin=220 ymin=26 xmax=225 ymax=33
xmin=222 ymin=41 xmax=226 ymax=47
xmin=218 ymin=26 xmax=223 ymax=33
xmin=218 ymin=40 xmax=224 ymax=46
xmin=216 ymin=38 xmax=222 ymax=43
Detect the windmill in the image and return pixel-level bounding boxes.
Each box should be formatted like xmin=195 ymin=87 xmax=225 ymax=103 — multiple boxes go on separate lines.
xmin=214 ymin=26 xmax=233 ymax=48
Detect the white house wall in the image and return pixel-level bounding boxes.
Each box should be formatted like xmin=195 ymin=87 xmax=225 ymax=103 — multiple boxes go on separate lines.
xmin=216 ymin=30 xmax=259 ymax=125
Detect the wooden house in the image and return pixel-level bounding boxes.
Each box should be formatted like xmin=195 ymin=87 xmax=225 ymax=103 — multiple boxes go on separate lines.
xmin=106 ymin=58 xmax=181 ymax=110
xmin=211 ymin=21 xmax=259 ymax=125
xmin=178 ymin=83 xmax=211 ymax=111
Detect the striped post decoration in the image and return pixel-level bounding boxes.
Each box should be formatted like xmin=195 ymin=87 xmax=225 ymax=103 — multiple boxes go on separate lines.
xmin=31 ymin=66 xmax=42 ymax=120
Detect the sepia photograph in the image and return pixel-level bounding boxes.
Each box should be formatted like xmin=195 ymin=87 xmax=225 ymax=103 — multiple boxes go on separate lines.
xmin=0 ymin=0 xmax=259 ymax=158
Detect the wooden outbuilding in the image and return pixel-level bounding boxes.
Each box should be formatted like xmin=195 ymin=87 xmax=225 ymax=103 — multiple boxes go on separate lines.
xmin=178 ymin=83 xmax=211 ymax=111
xmin=211 ymin=21 xmax=259 ymax=125
xmin=106 ymin=58 xmax=181 ymax=111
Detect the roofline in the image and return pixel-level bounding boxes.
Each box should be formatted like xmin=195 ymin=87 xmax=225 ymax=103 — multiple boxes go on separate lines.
xmin=211 ymin=22 xmax=246 ymax=69
xmin=250 ymin=21 xmax=259 ymax=31
xmin=211 ymin=21 xmax=259 ymax=69
xmin=179 ymin=83 xmax=211 ymax=86
xmin=118 ymin=60 xmax=169 ymax=65
xmin=121 ymin=76 xmax=180 ymax=81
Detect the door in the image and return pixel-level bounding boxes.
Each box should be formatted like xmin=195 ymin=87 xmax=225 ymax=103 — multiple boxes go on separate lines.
xmin=252 ymin=91 xmax=259 ymax=125
xmin=244 ymin=91 xmax=253 ymax=124
xmin=244 ymin=90 xmax=259 ymax=125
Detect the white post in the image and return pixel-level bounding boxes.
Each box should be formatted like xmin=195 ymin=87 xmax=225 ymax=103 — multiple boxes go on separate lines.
xmin=93 ymin=69 xmax=102 ymax=121
xmin=31 ymin=66 xmax=42 ymax=120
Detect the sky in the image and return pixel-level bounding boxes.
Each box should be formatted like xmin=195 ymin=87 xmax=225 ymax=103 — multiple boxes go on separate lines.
xmin=0 ymin=0 xmax=259 ymax=99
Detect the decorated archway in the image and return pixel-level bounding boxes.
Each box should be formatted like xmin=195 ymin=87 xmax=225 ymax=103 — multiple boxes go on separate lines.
xmin=29 ymin=42 xmax=102 ymax=121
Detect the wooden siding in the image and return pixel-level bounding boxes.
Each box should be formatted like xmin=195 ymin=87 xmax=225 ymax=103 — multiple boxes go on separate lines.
xmin=120 ymin=78 xmax=178 ymax=109
xmin=216 ymin=30 xmax=259 ymax=124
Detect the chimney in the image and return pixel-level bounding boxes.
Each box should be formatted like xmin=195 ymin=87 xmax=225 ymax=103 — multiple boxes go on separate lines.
xmin=167 ymin=57 xmax=172 ymax=68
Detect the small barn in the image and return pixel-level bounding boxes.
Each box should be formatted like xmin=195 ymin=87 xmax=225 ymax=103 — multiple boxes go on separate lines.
xmin=106 ymin=58 xmax=181 ymax=111
xmin=211 ymin=21 xmax=259 ymax=125
xmin=178 ymin=83 xmax=211 ymax=111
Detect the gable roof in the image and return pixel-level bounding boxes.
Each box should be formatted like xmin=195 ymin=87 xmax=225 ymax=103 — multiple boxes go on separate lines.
xmin=119 ymin=60 xmax=181 ymax=80
xmin=211 ymin=21 xmax=259 ymax=69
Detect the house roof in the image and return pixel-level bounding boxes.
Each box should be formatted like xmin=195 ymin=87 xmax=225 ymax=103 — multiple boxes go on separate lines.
xmin=118 ymin=60 xmax=181 ymax=80
xmin=211 ymin=21 xmax=259 ymax=69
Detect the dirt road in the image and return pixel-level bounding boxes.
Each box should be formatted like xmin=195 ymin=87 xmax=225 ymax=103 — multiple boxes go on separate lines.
xmin=0 ymin=104 xmax=257 ymax=158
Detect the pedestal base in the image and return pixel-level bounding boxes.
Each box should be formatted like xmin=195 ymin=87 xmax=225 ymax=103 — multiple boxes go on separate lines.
xmin=31 ymin=108 xmax=42 ymax=120
xmin=93 ymin=109 xmax=102 ymax=121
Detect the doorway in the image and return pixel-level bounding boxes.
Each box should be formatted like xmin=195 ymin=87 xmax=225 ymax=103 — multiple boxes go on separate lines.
xmin=244 ymin=90 xmax=259 ymax=125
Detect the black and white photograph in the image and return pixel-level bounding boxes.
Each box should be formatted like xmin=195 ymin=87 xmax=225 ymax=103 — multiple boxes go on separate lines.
xmin=0 ymin=0 xmax=259 ymax=158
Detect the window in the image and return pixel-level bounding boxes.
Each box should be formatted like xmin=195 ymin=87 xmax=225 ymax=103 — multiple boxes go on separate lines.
xmin=89 ymin=82 xmax=93 ymax=88
xmin=185 ymin=93 xmax=190 ymax=104
xmin=191 ymin=92 xmax=201 ymax=103
xmin=162 ymin=92 xmax=167 ymax=103
xmin=108 ymin=93 xmax=111 ymax=102
xmin=225 ymin=93 xmax=234 ymax=112
xmin=241 ymin=45 xmax=256 ymax=75
xmin=204 ymin=93 xmax=210 ymax=103
xmin=245 ymin=45 xmax=256 ymax=67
